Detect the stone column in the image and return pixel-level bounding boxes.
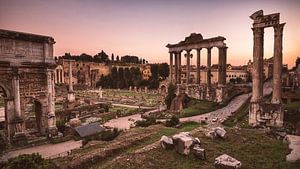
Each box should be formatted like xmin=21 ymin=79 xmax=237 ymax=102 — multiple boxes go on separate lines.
xmin=12 ymin=69 xmax=25 ymax=135
xmin=220 ymin=47 xmax=228 ymax=85
xmin=69 ymin=61 xmax=73 ymax=92
xmin=47 ymin=70 xmax=58 ymax=135
xmin=12 ymin=73 xmax=21 ymax=118
xmin=178 ymin=52 xmax=182 ymax=84
xmin=207 ymin=47 xmax=212 ymax=86
xmin=251 ymin=27 xmax=264 ymax=102
xmin=196 ymin=48 xmax=201 ymax=84
xmin=186 ymin=50 xmax=191 ymax=85
xmin=68 ymin=61 xmax=75 ymax=102
xmin=174 ymin=53 xmax=178 ymax=84
xmin=62 ymin=69 xmax=65 ymax=83
xmin=272 ymin=23 xmax=285 ymax=104
xmin=218 ymin=47 xmax=223 ymax=85
xmin=169 ymin=52 xmax=173 ymax=83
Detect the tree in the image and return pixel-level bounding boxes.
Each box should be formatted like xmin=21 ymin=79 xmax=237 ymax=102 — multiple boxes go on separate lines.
xmin=111 ymin=53 xmax=115 ymax=62
xmin=158 ymin=63 xmax=169 ymax=80
xmin=165 ymin=84 xmax=176 ymax=109
xmin=116 ymin=55 xmax=120 ymax=61
xmin=94 ymin=50 xmax=109 ymax=63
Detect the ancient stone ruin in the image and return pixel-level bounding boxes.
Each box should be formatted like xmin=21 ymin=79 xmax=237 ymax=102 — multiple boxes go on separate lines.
xmin=249 ymin=10 xmax=285 ymax=127
xmin=166 ymin=33 xmax=228 ymax=103
xmin=0 ymin=29 xmax=58 ymax=142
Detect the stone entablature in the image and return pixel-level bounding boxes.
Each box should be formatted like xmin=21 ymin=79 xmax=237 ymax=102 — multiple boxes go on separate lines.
xmin=0 ymin=29 xmax=57 ymax=142
xmin=0 ymin=29 xmax=56 ymax=68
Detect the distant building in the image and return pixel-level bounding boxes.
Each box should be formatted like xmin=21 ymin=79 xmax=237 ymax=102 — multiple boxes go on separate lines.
xmin=55 ymin=58 xmax=151 ymax=88
xmin=247 ymin=57 xmax=274 ymax=80
xmin=179 ymin=64 xmax=249 ymax=84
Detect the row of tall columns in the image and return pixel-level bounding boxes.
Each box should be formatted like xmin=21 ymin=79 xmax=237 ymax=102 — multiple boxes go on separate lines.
xmin=55 ymin=69 xmax=64 ymax=84
xmin=169 ymin=47 xmax=227 ymax=86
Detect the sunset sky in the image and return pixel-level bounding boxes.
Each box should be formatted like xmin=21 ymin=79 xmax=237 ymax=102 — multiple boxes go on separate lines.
xmin=1 ymin=0 xmax=299 ymax=67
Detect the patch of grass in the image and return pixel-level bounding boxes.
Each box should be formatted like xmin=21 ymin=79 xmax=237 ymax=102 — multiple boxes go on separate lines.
xmin=97 ymin=128 xmax=300 ymax=169
xmin=0 ymin=97 xmax=4 ymax=107
xmin=284 ymin=101 xmax=300 ymax=112
xmin=222 ymin=98 xmax=250 ymax=128
xmin=180 ymin=99 xmax=219 ymax=118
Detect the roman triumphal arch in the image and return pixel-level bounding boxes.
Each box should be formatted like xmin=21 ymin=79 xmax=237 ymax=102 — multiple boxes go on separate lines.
xmin=0 ymin=29 xmax=57 ymax=143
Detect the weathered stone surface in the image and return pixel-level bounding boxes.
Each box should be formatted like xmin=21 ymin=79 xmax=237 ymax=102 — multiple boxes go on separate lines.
xmin=215 ymin=127 xmax=226 ymax=138
xmin=214 ymin=154 xmax=242 ymax=169
xmin=172 ymin=132 xmax=194 ymax=155
xmin=285 ymin=135 xmax=300 ymax=162
xmin=69 ymin=118 xmax=81 ymax=128
xmin=160 ymin=135 xmax=174 ymax=150
xmin=192 ymin=144 xmax=206 ymax=160
xmin=206 ymin=130 xmax=217 ymax=140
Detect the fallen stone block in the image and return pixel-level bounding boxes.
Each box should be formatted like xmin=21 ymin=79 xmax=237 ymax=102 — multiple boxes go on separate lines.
xmin=160 ymin=135 xmax=174 ymax=150
xmin=285 ymin=135 xmax=300 ymax=162
xmin=172 ymin=132 xmax=194 ymax=155
xmin=215 ymin=127 xmax=226 ymax=138
xmin=214 ymin=154 xmax=241 ymax=169
xmin=206 ymin=130 xmax=217 ymax=140
xmin=192 ymin=144 xmax=206 ymax=160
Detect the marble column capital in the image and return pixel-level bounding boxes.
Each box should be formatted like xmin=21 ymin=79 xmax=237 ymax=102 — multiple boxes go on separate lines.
xmin=274 ymin=23 xmax=285 ymax=36
xmin=252 ymin=27 xmax=264 ymax=37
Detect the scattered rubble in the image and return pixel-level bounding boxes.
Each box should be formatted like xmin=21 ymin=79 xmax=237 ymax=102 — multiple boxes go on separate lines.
xmin=214 ymin=154 xmax=242 ymax=169
xmin=160 ymin=135 xmax=174 ymax=150
xmin=192 ymin=144 xmax=206 ymax=160
xmin=206 ymin=127 xmax=226 ymax=139
xmin=172 ymin=132 xmax=195 ymax=155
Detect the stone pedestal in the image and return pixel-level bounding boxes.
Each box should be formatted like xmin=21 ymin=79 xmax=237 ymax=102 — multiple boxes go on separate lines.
xmin=68 ymin=92 xmax=75 ymax=102
xmin=249 ymin=101 xmax=283 ymax=127
xmin=216 ymin=85 xmax=227 ymax=103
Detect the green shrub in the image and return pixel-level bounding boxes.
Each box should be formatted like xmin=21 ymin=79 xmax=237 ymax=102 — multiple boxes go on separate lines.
xmin=165 ymin=115 xmax=180 ymax=127
xmin=100 ymin=128 xmax=120 ymax=141
xmin=135 ymin=116 xmax=156 ymax=127
xmin=56 ymin=120 xmax=66 ymax=133
xmin=3 ymin=153 xmax=58 ymax=169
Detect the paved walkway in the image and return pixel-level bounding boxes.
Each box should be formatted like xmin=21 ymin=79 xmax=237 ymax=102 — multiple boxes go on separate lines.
xmin=104 ymin=114 xmax=142 ymax=130
xmin=0 ymin=140 xmax=82 ymax=161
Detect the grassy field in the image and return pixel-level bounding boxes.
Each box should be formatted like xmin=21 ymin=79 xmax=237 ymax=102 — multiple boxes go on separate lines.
xmin=109 ymin=106 xmax=139 ymax=117
xmin=222 ymin=98 xmax=250 ymax=128
xmin=284 ymin=101 xmax=300 ymax=112
xmin=95 ymin=127 xmax=300 ymax=169
xmin=180 ymin=99 xmax=219 ymax=118
xmin=88 ymin=122 xmax=200 ymax=169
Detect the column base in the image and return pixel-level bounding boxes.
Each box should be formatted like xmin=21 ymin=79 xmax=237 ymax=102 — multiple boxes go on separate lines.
xmin=215 ymin=85 xmax=227 ymax=103
xmin=249 ymin=101 xmax=284 ymax=127
xmin=68 ymin=92 xmax=75 ymax=102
